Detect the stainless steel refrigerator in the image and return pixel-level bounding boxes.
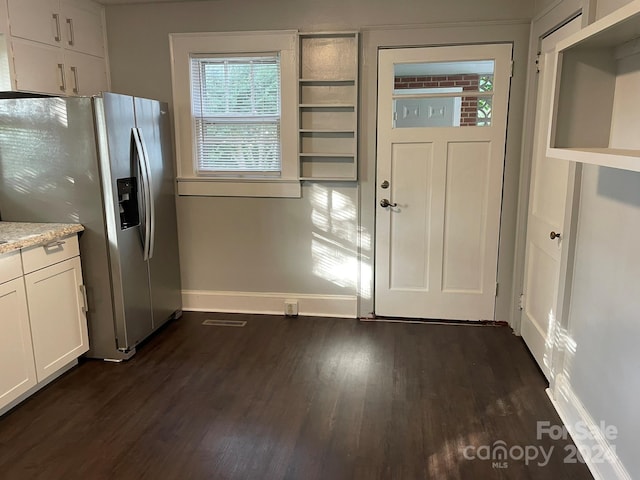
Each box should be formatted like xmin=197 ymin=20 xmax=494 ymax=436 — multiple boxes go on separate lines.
xmin=0 ymin=92 xmax=182 ymax=361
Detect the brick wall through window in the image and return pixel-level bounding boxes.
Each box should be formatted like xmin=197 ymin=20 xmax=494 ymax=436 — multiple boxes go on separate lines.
xmin=394 ymin=74 xmax=480 ymax=126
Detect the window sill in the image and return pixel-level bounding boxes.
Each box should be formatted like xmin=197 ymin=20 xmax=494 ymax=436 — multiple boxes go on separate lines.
xmin=176 ymin=178 xmax=301 ymax=198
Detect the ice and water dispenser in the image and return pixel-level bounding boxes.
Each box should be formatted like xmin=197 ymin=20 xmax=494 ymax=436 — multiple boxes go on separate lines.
xmin=117 ymin=177 xmax=140 ymax=229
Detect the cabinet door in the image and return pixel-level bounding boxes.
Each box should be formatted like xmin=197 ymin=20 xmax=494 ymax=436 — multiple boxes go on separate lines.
xmin=24 ymin=257 xmax=89 ymax=382
xmin=7 ymin=0 xmax=61 ymax=47
xmin=11 ymin=39 xmax=66 ymax=94
xmin=0 ymin=278 xmax=37 ymax=411
xmin=61 ymin=0 xmax=104 ymax=58
xmin=64 ymin=50 xmax=109 ymax=96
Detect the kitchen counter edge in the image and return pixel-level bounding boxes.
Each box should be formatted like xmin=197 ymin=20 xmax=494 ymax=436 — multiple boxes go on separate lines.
xmin=0 ymin=222 xmax=85 ymax=255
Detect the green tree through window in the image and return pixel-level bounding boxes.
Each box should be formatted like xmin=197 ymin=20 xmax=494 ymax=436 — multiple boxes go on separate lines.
xmin=477 ymin=75 xmax=493 ymax=127
xmin=191 ymin=55 xmax=282 ymax=174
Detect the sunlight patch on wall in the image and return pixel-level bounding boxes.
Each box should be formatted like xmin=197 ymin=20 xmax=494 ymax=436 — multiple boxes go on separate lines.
xmin=312 ymin=233 xmax=357 ymax=290
xmin=543 ymin=307 xmax=578 ymax=382
xmin=543 ymin=308 xmax=558 ymax=377
xmin=310 ymin=184 xmax=359 ymax=294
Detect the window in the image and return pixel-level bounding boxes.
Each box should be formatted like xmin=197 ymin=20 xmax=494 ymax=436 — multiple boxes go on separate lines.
xmin=170 ymin=31 xmax=299 ymax=197
xmin=191 ymin=55 xmax=281 ymax=175
xmin=392 ymin=60 xmax=496 ymax=128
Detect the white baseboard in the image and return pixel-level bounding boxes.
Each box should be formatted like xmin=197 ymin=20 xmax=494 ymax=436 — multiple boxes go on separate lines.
xmin=547 ymin=375 xmax=631 ymax=480
xmin=182 ymin=290 xmax=358 ymax=318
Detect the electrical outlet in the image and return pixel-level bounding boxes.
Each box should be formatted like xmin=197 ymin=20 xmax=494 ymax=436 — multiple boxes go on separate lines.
xmin=284 ymin=300 xmax=298 ymax=316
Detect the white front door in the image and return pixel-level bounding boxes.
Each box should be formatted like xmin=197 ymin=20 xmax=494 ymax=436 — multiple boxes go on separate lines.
xmin=374 ymin=44 xmax=512 ymax=320
xmin=520 ymin=16 xmax=582 ymax=379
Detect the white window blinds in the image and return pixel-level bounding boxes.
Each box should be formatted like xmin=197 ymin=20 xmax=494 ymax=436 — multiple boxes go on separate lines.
xmin=191 ymin=55 xmax=281 ymax=175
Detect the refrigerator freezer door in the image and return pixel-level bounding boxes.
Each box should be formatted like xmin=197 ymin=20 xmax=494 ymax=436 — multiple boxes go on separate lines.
xmin=134 ymin=97 xmax=182 ymax=329
xmin=0 ymin=97 xmax=118 ymax=359
xmin=97 ymin=92 xmax=153 ymax=350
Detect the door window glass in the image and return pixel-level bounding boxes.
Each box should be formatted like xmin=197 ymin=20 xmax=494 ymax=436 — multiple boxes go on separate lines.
xmin=393 ymin=60 xmax=495 ymax=128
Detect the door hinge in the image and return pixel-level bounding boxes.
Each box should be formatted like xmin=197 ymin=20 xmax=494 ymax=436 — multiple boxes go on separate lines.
xmin=518 ymin=293 xmax=524 ymax=310
xmin=535 ymin=52 xmax=541 ymax=74
xmin=510 ymin=60 xmax=514 ymax=77
xmin=495 ymin=282 xmax=499 ymax=296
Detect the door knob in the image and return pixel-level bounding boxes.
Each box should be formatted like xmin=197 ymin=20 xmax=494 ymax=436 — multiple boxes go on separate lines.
xmin=550 ymin=231 xmax=561 ymax=240
xmin=380 ymin=198 xmax=397 ymax=208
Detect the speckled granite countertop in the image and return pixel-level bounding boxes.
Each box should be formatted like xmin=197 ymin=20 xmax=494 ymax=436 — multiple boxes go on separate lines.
xmin=0 ymin=222 xmax=84 ymax=255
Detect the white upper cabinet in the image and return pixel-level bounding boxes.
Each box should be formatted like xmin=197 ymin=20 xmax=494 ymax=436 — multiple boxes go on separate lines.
xmin=60 ymin=0 xmax=105 ymax=58
xmin=7 ymin=0 xmax=60 ymax=47
xmin=11 ymin=38 xmax=66 ymax=94
xmin=548 ymin=0 xmax=640 ymax=172
xmin=64 ymin=49 xmax=109 ymax=95
xmin=1 ymin=0 xmax=109 ymax=96
xmin=7 ymin=0 xmax=104 ymax=56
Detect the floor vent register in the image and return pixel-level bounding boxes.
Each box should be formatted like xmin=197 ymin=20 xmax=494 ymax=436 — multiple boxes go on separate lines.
xmin=202 ymin=319 xmax=247 ymax=327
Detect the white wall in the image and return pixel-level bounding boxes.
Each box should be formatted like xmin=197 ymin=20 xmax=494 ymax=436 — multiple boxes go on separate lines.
xmin=518 ymin=1 xmax=640 ymax=479
xmin=557 ymin=19 xmax=640 ymax=478
xmin=104 ymin=0 xmax=532 ymax=316
xmin=596 ymin=0 xmax=636 ymax=17
xmin=563 ymin=165 xmax=640 ymax=479
xmin=104 ymin=0 xmax=640 ymax=474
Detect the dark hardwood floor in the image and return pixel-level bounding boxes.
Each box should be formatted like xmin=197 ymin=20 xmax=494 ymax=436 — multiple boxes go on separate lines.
xmin=0 ymin=313 xmax=592 ymax=480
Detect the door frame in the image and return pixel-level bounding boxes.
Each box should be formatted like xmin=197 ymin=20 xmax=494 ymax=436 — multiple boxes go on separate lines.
xmin=373 ymin=43 xmax=513 ymax=321
xmin=358 ymin=22 xmax=531 ymax=321
xmin=519 ymin=14 xmax=582 ymax=379
xmin=510 ymin=0 xmax=594 ymax=334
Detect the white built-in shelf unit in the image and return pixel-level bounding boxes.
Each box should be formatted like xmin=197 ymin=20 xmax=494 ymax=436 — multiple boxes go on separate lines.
xmin=548 ymin=0 xmax=640 ymax=172
xmin=298 ymin=31 xmax=358 ymax=181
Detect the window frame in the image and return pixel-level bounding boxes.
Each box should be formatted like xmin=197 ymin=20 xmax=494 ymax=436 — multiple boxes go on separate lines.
xmin=170 ymin=30 xmax=300 ymax=198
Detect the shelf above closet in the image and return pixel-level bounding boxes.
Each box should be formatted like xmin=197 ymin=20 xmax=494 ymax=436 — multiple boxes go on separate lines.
xmin=548 ymin=0 xmax=640 ymax=172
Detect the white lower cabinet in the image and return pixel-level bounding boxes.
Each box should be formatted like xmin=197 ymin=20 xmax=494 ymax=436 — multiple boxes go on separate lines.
xmin=0 ymin=234 xmax=88 ymax=414
xmin=24 ymin=256 xmax=88 ymax=382
xmin=0 ymin=277 xmax=37 ymax=408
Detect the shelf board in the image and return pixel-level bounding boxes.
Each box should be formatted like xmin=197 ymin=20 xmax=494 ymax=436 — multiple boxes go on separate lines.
xmin=299 ymin=103 xmax=355 ymax=108
xmin=299 ymin=153 xmax=355 ymax=158
xmin=300 ymin=177 xmax=357 ymax=181
xmin=547 ymin=147 xmax=640 ymax=172
xmin=298 ymin=31 xmax=358 ymax=38
xmin=299 ymin=129 xmax=355 ymax=134
xmin=298 ymin=31 xmax=359 ymax=185
xmin=299 ymin=78 xmax=356 ymax=83
xmin=556 ymin=0 xmax=640 ymax=51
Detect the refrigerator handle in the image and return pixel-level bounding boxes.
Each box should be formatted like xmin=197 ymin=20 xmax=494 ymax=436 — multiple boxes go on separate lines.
xmin=132 ymin=128 xmax=151 ymax=261
xmin=137 ymin=128 xmax=156 ymax=260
